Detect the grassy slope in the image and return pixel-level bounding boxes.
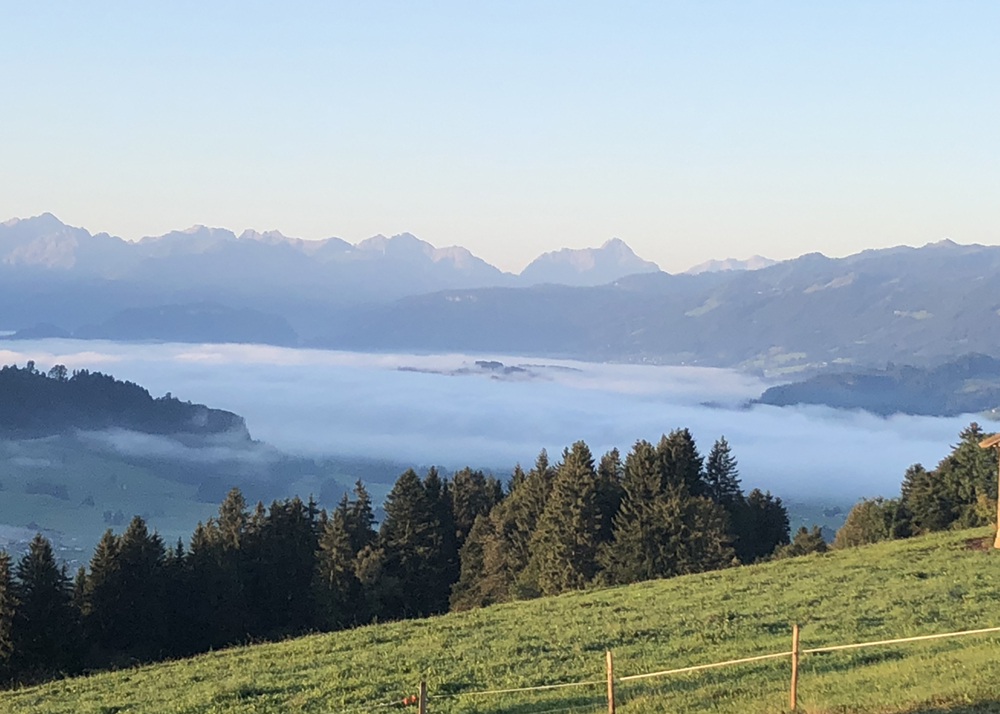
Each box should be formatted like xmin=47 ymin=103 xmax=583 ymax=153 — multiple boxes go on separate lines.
xmin=6 ymin=528 xmax=1000 ymax=714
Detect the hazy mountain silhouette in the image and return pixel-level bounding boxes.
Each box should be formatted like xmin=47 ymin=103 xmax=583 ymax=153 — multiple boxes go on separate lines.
xmin=322 ymin=239 xmax=1000 ymax=375
xmin=75 ymin=303 xmax=299 ymax=346
xmin=6 ymin=215 xmax=1000 ymax=383
xmin=685 ymin=255 xmax=777 ymax=275
xmin=518 ymin=238 xmax=659 ymax=286
xmin=0 ymin=214 xmax=659 ymax=342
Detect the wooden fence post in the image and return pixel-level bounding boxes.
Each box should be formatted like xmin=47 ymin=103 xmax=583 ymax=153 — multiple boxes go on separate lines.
xmin=418 ymin=681 xmax=427 ymax=714
xmin=789 ymin=623 xmax=800 ymax=712
xmin=606 ymin=650 xmax=615 ymax=714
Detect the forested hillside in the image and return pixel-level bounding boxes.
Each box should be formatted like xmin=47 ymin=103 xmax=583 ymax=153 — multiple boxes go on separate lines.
xmin=0 ymin=363 xmax=246 ymax=437
xmin=0 ymin=420 xmax=992 ymax=691
xmin=0 ymin=429 xmax=792 ymax=686
xmin=758 ymin=353 xmax=1000 ymax=416
xmin=3 ymin=527 xmax=999 ymax=714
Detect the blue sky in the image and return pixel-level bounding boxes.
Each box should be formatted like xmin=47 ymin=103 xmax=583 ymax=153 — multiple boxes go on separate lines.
xmin=1 ymin=1 xmax=997 ymax=272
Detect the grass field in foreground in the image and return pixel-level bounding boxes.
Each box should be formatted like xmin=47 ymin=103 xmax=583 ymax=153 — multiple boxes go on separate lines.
xmin=5 ymin=528 xmax=1000 ymax=714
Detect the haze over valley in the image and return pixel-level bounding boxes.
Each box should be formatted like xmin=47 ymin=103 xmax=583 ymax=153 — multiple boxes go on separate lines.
xmin=0 ymin=338 xmax=982 ymax=562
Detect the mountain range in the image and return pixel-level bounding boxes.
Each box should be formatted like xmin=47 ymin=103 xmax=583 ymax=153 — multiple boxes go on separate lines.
xmin=5 ymin=214 xmax=1000 ymax=386
xmin=0 ymin=214 xmax=663 ymax=340
xmin=322 ymin=239 xmax=1000 ymax=376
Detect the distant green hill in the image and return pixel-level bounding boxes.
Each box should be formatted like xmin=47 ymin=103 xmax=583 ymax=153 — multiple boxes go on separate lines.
xmin=5 ymin=527 xmax=1000 ymax=714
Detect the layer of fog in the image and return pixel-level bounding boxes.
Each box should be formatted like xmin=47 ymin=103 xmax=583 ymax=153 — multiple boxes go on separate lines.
xmin=1 ymin=339 xmax=980 ymax=502
xmin=76 ymin=428 xmax=283 ymax=469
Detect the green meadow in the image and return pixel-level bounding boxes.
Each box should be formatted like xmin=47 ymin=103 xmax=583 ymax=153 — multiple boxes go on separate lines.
xmin=4 ymin=527 xmax=1000 ymax=714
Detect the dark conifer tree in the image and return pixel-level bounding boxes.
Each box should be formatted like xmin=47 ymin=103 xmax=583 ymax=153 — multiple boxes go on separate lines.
xmin=81 ymin=528 xmax=121 ymax=656
xmin=186 ymin=520 xmax=243 ymax=650
xmin=12 ymin=534 xmax=77 ymax=677
xmin=345 ymin=480 xmax=376 ymax=553
xmin=450 ymin=463 xmax=531 ymax=608
xmin=704 ymin=437 xmax=742 ymax=506
xmin=249 ymin=497 xmax=320 ymax=635
xmin=774 ymin=526 xmax=828 ymax=558
xmin=423 ymin=467 xmax=459 ymax=611
xmin=115 ymin=516 xmax=166 ymax=657
xmin=451 ymin=467 xmax=502 ymax=546
xmin=730 ymin=488 xmax=790 ymax=563
xmin=601 ymin=439 xmax=734 ymax=583
xmin=595 ymin=449 xmax=624 ymax=544
xmin=0 ymin=551 xmax=16 ymax=681
xmin=159 ymin=537 xmax=192 ymax=658
xmin=900 ymin=463 xmax=953 ymax=533
xmin=509 ymin=451 xmax=556 ymax=576
xmin=599 ymin=440 xmax=664 ymax=583
xmin=380 ymin=468 xmax=444 ymax=617
xmin=900 ymin=424 xmax=997 ymax=532
xmin=527 ymin=442 xmax=602 ymax=596
xmin=657 ymin=428 xmax=706 ymax=496
xmin=315 ymin=495 xmax=362 ymax=628
xmin=449 ymin=513 xmax=493 ymax=611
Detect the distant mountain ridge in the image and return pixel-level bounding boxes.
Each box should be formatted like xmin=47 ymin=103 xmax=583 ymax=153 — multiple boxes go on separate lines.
xmin=685 ymin=255 xmax=777 ymax=275
xmin=0 ymin=214 xmax=662 ymax=341
xmin=5 ymin=214 xmax=1000 ymax=384
xmin=0 ymin=213 xmax=653 ymax=286
xmin=519 ymin=238 xmax=659 ymax=286
xmin=322 ymin=238 xmax=1000 ymax=375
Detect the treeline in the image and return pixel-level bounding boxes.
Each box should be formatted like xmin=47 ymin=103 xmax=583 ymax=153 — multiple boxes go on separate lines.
xmin=834 ymin=423 xmax=997 ymax=548
xmin=0 ymin=429 xmax=791 ymax=686
xmin=0 ymin=362 xmax=244 ymax=437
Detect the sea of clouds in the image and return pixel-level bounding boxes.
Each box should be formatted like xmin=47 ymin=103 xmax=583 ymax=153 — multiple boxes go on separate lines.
xmin=0 ymin=339 xmax=980 ymax=503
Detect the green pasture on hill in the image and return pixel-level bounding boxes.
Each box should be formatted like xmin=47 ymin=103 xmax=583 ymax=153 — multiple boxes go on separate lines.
xmin=5 ymin=528 xmax=1000 ymax=714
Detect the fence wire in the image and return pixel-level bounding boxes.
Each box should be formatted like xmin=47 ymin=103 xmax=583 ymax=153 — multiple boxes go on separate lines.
xmin=329 ymin=623 xmax=1000 ymax=714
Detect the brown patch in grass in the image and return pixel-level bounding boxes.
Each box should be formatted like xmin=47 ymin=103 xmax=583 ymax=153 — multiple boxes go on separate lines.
xmin=962 ymin=536 xmax=992 ymax=551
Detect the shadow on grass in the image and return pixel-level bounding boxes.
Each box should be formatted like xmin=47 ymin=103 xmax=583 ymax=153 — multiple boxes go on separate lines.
xmin=436 ymin=692 xmax=604 ymax=714
xmin=900 ymin=703 xmax=1000 ymax=714
xmin=813 ymin=700 xmax=1000 ymax=714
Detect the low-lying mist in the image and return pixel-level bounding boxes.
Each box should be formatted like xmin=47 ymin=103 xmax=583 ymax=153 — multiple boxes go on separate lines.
xmin=1 ymin=339 xmax=978 ymax=502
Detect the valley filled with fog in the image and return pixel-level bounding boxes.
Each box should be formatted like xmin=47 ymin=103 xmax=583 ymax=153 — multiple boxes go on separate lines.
xmin=1 ymin=339 xmax=978 ymax=506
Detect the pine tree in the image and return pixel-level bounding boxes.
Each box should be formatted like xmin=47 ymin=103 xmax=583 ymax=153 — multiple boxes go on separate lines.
xmin=900 ymin=463 xmax=955 ymax=533
xmin=115 ymin=516 xmax=166 ymax=657
xmin=527 ymin=442 xmax=602 ymax=596
xmin=451 ymin=467 xmax=502 ymax=546
xmin=314 ymin=496 xmax=361 ymax=628
xmin=81 ymin=528 xmax=121 ymax=655
xmin=509 ymin=451 xmax=556 ymax=574
xmin=451 ymin=463 xmax=531 ymax=607
xmin=420 ymin=468 xmax=457 ymax=613
xmin=216 ymin=487 xmax=249 ymax=550
xmin=595 ymin=449 xmax=624 ymax=543
xmin=380 ymin=468 xmax=443 ymax=617
xmin=599 ymin=440 xmax=662 ymax=583
xmin=704 ymin=437 xmax=742 ymax=506
xmin=249 ymin=497 xmax=320 ymax=635
xmin=657 ymin=428 xmax=706 ymax=496
xmin=12 ymin=534 xmax=77 ymax=676
xmin=774 ymin=526 xmax=828 ymax=559
xmin=345 ymin=480 xmax=376 ymax=553
xmin=730 ymin=488 xmax=790 ymax=563
xmin=601 ymin=439 xmax=734 ymax=583
xmin=0 ymin=551 xmax=16 ymax=681
xmin=186 ymin=520 xmax=243 ymax=650
xmin=449 ymin=513 xmax=493 ymax=611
